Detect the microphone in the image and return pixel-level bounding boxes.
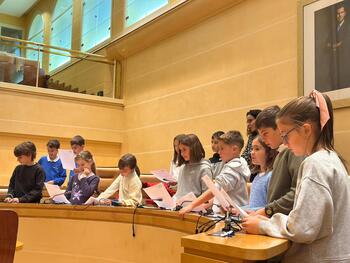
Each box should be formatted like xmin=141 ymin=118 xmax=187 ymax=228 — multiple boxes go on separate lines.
xmin=174 ymin=200 xmax=193 ymax=211
xmin=207 ymin=205 xmax=241 ymax=236
xmin=138 ymin=198 xmax=163 ymax=209
xmin=143 ymin=198 xmax=163 ymax=202
xmin=222 ymin=210 xmax=232 ymax=232
xmin=150 ymin=198 xmax=163 ymax=201
xmin=111 ymin=199 xmax=122 ymax=206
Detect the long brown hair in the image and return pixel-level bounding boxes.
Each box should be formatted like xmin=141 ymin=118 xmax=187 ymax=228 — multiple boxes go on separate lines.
xmin=178 ymin=134 xmax=205 ymax=166
xmin=251 ymin=136 xmax=278 ymax=173
xmin=277 ymin=94 xmax=347 ymax=170
xmin=75 ymin=150 xmax=96 ymax=174
xmin=172 ymin=134 xmax=186 ymax=164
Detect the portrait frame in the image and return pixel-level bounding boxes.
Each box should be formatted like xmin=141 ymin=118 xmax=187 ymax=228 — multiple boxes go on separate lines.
xmin=298 ymin=0 xmax=350 ymax=108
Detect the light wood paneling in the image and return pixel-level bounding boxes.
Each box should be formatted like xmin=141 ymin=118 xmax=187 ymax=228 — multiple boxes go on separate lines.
xmin=122 ymin=0 xmax=302 ymax=172
xmin=0 ymin=204 xmax=206 ymax=263
xmin=0 ymin=204 xmax=288 ymax=263
xmin=182 ymin=230 xmax=289 ymax=262
xmin=0 ymin=82 xmax=123 ymax=185
xmin=124 ymin=60 xmax=297 ymax=130
xmin=0 ymin=133 xmax=121 ymax=185
xmin=0 ymin=83 xmax=124 ymax=142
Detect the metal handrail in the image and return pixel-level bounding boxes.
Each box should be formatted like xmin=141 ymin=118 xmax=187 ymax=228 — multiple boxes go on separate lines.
xmin=0 ymin=35 xmax=117 ymax=95
xmin=0 ymin=41 xmax=113 ymax=65
xmin=0 ymin=35 xmax=108 ymax=60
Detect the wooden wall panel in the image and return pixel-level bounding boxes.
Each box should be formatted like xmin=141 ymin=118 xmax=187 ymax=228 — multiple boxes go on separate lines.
xmin=122 ymin=0 xmax=305 ymax=172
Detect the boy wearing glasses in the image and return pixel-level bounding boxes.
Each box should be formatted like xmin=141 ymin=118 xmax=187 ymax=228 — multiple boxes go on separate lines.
xmin=253 ymin=106 xmax=304 ymax=217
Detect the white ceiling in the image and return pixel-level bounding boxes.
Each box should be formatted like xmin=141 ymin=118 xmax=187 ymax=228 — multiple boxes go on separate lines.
xmin=0 ymin=0 xmax=39 ymax=17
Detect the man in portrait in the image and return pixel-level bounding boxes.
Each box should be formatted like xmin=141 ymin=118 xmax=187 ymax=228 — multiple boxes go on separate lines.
xmin=315 ymin=1 xmax=350 ymax=92
xmin=331 ymin=2 xmax=350 ymax=89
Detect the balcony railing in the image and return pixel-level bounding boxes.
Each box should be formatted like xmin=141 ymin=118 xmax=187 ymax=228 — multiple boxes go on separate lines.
xmin=0 ymin=35 xmax=120 ymax=98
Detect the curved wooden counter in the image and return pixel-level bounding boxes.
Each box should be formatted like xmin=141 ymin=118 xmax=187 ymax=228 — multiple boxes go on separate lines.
xmin=0 ymin=204 xmax=289 ymax=263
xmin=0 ymin=203 xmax=207 ymax=263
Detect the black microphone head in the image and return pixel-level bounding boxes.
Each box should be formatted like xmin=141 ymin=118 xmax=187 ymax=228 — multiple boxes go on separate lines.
xmin=204 ymin=208 xmax=213 ymax=216
xmin=174 ymin=205 xmax=182 ymax=211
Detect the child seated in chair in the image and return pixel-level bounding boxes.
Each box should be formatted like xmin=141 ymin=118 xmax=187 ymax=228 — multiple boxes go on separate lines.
xmin=91 ymin=153 xmax=142 ymax=207
xmin=65 ymin=151 xmax=99 ymax=205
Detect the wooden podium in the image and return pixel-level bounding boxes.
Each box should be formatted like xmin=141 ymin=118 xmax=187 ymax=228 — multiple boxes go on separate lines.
xmin=0 ymin=204 xmax=289 ymax=263
xmin=182 ymin=230 xmax=289 ymax=262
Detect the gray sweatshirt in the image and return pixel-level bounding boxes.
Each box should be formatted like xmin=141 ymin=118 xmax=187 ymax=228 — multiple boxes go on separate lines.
xmin=174 ymin=159 xmax=213 ymax=199
xmin=259 ymin=150 xmax=350 ymax=263
xmin=215 ymin=157 xmax=250 ymax=206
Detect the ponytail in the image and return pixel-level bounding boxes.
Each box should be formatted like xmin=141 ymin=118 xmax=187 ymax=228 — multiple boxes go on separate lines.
xmin=277 ymin=93 xmax=347 ymax=172
xmin=134 ymin=165 xmax=141 ymax=176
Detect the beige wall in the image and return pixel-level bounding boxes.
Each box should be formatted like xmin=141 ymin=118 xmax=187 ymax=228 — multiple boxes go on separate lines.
xmin=0 ymin=83 xmax=123 ymax=184
xmin=1 ymin=0 xmax=350 ymax=185
xmin=122 ymin=0 xmax=350 ymax=172
xmin=122 ymin=0 xmax=298 ymax=171
xmin=0 ymin=14 xmax=25 ymax=28
xmin=0 ymin=133 xmax=121 ymax=186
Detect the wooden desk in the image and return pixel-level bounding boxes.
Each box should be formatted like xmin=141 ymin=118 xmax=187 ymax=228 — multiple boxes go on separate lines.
xmin=0 ymin=204 xmax=289 ymax=263
xmin=16 ymin=241 xmax=23 ymax=250
xmin=182 ymin=230 xmax=289 ymax=262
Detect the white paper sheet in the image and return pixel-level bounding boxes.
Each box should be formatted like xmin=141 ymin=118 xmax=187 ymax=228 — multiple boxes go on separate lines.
xmin=175 ymin=192 xmax=206 ymax=212
xmin=45 ymin=183 xmax=70 ymax=204
xmin=202 ymin=175 xmax=230 ymax=210
xmin=143 ymin=183 xmax=175 ymax=209
xmin=150 ymin=169 xmax=177 ymax=182
xmin=58 ymin=149 xmax=76 ymax=170
xmin=220 ymin=189 xmax=248 ymax=217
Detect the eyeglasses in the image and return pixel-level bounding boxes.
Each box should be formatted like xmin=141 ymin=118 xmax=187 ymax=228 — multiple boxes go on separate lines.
xmin=280 ymin=126 xmax=298 ymax=144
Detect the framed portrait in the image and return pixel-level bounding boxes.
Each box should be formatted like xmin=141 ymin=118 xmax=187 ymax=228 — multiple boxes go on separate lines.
xmin=299 ymin=0 xmax=350 ymax=107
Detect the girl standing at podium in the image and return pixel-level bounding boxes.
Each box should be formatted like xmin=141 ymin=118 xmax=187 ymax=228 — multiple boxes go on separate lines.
xmin=247 ymin=136 xmax=277 ymax=209
xmin=169 ymin=134 xmax=185 ymax=181
xmin=242 ymin=91 xmax=350 ymax=263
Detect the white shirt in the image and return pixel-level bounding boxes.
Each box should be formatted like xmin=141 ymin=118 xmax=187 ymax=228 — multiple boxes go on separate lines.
xmin=97 ymin=170 xmax=142 ymax=207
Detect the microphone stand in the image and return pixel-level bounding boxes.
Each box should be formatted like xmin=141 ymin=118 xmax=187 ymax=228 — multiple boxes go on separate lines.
xmin=209 ymin=206 xmax=240 ymax=237
xmin=222 ymin=210 xmax=233 ymax=232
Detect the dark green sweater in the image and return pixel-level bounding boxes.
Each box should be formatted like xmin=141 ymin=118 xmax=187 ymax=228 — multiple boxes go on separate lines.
xmin=266 ymin=147 xmax=304 ymax=215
